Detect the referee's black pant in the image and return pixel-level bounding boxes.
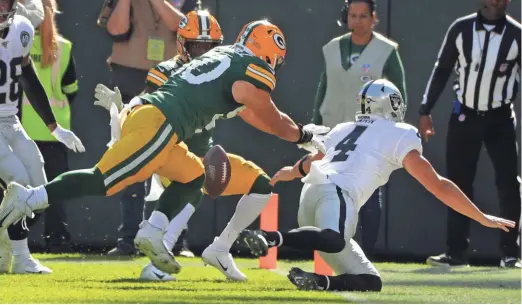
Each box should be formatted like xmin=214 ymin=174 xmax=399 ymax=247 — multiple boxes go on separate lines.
xmin=446 ymin=103 xmax=521 ymax=259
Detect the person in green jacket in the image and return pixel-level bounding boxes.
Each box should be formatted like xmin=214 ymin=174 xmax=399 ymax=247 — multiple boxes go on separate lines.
xmin=311 ymin=0 xmax=407 ymax=259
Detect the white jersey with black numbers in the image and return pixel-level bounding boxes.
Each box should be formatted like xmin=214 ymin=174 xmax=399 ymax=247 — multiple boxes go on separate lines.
xmin=0 ymin=15 xmax=34 ymax=117
xmin=302 ymin=115 xmax=423 ymax=211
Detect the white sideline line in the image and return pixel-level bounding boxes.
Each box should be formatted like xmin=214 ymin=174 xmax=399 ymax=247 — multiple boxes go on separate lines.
xmin=269 ymin=268 xmax=367 ymax=303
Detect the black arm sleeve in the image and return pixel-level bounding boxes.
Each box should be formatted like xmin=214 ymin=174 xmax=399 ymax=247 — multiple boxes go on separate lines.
xmin=19 ymin=59 xmax=56 ymax=126
xmin=419 ymin=21 xmax=461 ymax=115
xmin=61 ymin=55 xmax=78 ymax=104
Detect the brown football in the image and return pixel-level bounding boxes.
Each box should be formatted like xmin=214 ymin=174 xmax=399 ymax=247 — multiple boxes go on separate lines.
xmin=203 ymin=145 xmax=232 ymax=198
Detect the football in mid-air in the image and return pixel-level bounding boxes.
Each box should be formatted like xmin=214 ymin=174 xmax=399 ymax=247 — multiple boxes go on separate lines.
xmin=203 ymin=145 xmax=232 ymax=198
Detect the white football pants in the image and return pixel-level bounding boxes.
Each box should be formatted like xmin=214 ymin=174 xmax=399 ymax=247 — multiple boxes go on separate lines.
xmin=0 ymin=116 xmax=47 ymax=189
xmin=298 ymin=182 xmax=379 ymax=277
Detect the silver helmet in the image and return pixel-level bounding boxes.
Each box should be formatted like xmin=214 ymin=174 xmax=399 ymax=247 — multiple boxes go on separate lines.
xmin=0 ymin=0 xmax=16 ymax=31
xmin=356 ymin=79 xmax=406 ymax=122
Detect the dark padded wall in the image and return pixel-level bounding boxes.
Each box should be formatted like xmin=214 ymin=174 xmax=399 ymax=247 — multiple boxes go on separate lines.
xmin=28 ymin=0 xmax=520 ymax=260
xmin=387 ymin=0 xmax=521 ymax=258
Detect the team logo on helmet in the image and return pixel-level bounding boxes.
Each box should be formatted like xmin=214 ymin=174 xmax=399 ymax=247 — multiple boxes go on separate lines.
xmin=20 ymin=31 xmax=30 ymax=48
xmin=389 ymin=93 xmax=402 ymax=111
xmin=179 ymin=16 xmax=188 ymax=29
xmin=273 ymin=33 xmax=286 ymax=50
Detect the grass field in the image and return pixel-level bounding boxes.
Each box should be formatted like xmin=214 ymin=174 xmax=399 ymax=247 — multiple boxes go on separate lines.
xmin=0 ymin=254 xmax=520 ymax=304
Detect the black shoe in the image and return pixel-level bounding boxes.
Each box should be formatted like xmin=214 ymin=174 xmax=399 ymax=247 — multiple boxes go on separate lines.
xmin=236 ymin=230 xmax=269 ymax=257
xmin=287 ymin=267 xmax=326 ymax=291
xmin=107 ymin=240 xmax=136 ymax=257
xmin=426 ymin=253 xmax=469 ymax=268
xmin=500 ymin=257 xmax=521 ymax=269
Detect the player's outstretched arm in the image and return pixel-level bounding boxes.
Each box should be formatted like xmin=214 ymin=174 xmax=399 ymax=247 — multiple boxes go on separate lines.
xmin=19 ymin=56 xmax=56 ymax=130
xmin=233 ymin=80 xmax=309 ymax=143
xmin=270 ymin=152 xmax=324 ymax=186
xmin=20 ymin=55 xmax=85 ymax=153
xmin=403 ymin=149 xmax=515 ymax=232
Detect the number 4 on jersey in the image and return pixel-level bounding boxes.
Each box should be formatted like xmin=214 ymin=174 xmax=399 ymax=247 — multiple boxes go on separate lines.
xmin=332 ymin=125 xmax=368 ymax=162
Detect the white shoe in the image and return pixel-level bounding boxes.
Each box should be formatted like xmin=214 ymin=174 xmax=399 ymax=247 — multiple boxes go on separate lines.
xmin=0 ymin=182 xmax=46 ymax=230
xmin=201 ymin=239 xmax=247 ymax=281
xmin=140 ymin=262 xmax=176 ymax=281
xmin=134 ymin=220 xmax=181 ymax=274
xmin=12 ymin=256 xmax=52 ymax=274
xmin=0 ymin=229 xmax=12 ymax=273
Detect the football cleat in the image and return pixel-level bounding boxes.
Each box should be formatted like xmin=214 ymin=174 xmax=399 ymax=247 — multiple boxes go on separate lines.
xmin=134 ymin=220 xmax=181 ymax=274
xmin=12 ymin=256 xmax=52 ymax=274
xmin=140 ymin=262 xmax=176 ymax=281
xmin=202 ymin=238 xmax=247 ymax=281
xmin=236 ymin=229 xmax=269 ymax=257
xmin=0 ymin=182 xmax=43 ymax=230
xmin=287 ymin=267 xmax=324 ymax=291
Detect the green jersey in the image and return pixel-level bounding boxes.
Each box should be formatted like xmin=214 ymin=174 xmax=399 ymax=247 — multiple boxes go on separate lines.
xmin=145 ymin=56 xmax=213 ymax=156
xmin=141 ymin=45 xmax=277 ymax=142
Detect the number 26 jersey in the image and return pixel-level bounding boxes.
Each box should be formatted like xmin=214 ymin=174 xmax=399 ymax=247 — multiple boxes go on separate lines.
xmin=0 ymin=15 xmax=33 ymax=117
xmin=303 ymin=116 xmax=423 ymax=211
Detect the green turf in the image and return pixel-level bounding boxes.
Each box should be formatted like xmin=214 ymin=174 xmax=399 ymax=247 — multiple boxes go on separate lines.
xmin=0 ymin=254 xmax=520 ymax=303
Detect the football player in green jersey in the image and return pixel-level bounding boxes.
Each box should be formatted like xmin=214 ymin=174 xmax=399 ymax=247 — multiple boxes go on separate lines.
xmin=0 ymin=19 xmax=329 ymax=278
xmin=96 ymin=9 xmax=285 ymax=282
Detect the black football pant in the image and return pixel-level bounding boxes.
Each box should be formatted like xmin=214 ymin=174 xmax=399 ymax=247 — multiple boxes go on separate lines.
xmin=445 ymin=103 xmax=520 ymax=259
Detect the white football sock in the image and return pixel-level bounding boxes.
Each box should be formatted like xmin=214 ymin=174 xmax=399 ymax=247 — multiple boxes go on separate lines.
xmin=11 ymin=238 xmax=30 ymax=258
xmin=29 ymin=185 xmax=49 ymax=210
xmin=164 ymin=203 xmax=195 ymax=250
xmin=214 ymin=193 xmax=271 ymax=251
xmin=148 ymin=211 xmax=169 ymax=231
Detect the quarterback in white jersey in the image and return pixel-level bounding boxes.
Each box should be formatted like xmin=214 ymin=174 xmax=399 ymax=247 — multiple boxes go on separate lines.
xmin=0 ymin=0 xmax=84 ymax=275
xmin=238 ymin=79 xmax=515 ymax=292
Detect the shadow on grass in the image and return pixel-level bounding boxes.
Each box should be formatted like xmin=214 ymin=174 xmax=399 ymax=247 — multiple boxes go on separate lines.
xmin=80 ymin=293 xmax=343 ymax=304
xmin=39 ymin=255 xmax=138 ymax=262
xmin=381 ymin=267 xmax=513 ymax=275
xmin=388 ymin=278 xmax=521 ymax=289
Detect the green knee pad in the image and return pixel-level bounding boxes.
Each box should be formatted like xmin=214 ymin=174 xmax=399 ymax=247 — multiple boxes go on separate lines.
xmin=248 ymin=175 xmax=273 ymax=195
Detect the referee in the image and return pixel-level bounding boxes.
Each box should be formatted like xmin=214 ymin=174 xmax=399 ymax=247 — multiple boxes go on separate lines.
xmin=418 ymin=0 xmax=521 ymax=269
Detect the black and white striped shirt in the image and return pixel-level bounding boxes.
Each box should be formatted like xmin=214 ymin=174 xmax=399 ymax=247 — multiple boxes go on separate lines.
xmin=420 ymin=12 xmax=521 ymax=114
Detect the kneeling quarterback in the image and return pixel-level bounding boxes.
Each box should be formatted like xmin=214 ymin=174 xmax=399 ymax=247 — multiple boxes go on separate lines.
xmin=238 ymin=79 xmax=515 ymax=291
